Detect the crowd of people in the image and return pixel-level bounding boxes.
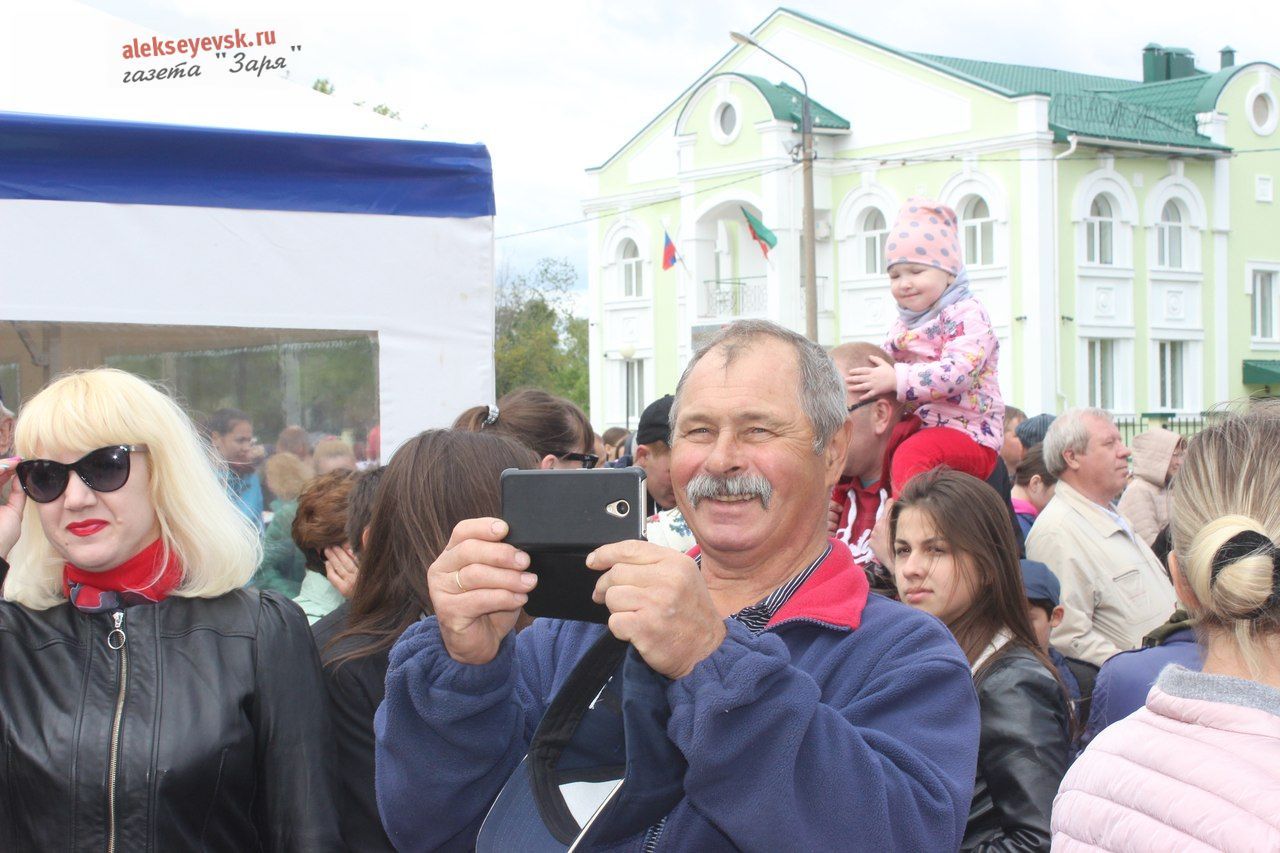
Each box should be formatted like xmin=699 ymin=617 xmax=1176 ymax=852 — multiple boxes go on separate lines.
xmin=0 ymin=196 xmax=1275 ymax=851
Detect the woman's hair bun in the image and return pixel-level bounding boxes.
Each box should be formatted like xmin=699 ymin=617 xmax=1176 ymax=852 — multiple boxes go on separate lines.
xmin=1189 ymin=515 xmax=1280 ymax=622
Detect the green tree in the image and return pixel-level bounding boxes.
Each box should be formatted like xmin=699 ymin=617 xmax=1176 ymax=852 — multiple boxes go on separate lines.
xmin=312 ymin=78 xmax=334 ymax=95
xmin=495 ymin=258 xmax=590 ymax=415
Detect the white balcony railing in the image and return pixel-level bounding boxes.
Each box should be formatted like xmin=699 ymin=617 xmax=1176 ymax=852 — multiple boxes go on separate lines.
xmin=699 ymin=277 xmax=768 ymax=319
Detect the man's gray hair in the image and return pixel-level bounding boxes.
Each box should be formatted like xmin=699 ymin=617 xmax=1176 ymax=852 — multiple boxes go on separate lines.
xmin=1042 ymin=407 xmax=1112 ymax=477
xmin=669 ymin=319 xmax=847 ymax=453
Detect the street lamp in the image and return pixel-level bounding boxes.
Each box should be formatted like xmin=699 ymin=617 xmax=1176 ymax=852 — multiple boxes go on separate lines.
xmin=620 ymin=343 xmax=637 ymax=431
xmin=730 ymin=30 xmax=818 ymax=342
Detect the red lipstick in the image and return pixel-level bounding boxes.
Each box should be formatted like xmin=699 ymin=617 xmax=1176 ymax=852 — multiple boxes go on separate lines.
xmin=66 ymin=519 xmax=108 ymax=537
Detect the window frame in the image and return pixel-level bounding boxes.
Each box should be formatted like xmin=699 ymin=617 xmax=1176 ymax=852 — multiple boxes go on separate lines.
xmin=1085 ymin=337 xmax=1116 ymax=411
xmin=1156 ymin=200 xmax=1185 ymax=270
xmin=1250 ymin=265 xmax=1280 ymax=344
xmin=1156 ymin=339 xmax=1186 ymax=411
xmin=960 ymin=196 xmax=995 ymax=268
xmin=617 ymin=238 xmax=643 ymax=300
xmin=859 ymin=207 xmax=888 ymax=276
xmin=1084 ymin=194 xmax=1116 ymax=266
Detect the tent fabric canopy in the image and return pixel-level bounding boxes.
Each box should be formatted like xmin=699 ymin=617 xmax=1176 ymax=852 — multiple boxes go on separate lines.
xmin=0 ymin=111 xmax=494 ymax=218
xmin=0 ymin=111 xmax=495 ymax=457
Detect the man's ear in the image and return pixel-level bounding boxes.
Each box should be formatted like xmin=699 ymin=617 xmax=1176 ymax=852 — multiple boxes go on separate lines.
xmin=823 ymin=419 xmax=853 ymax=487
xmin=1050 ymin=605 xmax=1065 ymax=630
xmin=634 ymin=443 xmax=650 ymax=465
xmin=872 ymin=399 xmax=895 ymax=437
xmin=1062 ymin=448 xmax=1081 ymax=472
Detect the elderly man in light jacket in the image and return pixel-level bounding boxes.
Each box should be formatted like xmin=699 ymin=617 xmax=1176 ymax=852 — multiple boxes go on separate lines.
xmin=1026 ymin=409 xmax=1177 ymax=666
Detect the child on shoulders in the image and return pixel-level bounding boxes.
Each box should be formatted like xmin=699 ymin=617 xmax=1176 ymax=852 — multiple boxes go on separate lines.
xmin=848 ymin=198 xmax=1004 ymax=495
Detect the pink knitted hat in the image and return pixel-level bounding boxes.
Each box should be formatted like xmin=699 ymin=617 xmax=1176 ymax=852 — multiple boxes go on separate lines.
xmin=883 ymin=198 xmax=962 ymax=276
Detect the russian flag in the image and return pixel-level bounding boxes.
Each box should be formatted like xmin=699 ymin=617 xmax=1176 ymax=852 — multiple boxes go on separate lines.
xmin=662 ymin=230 xmax=678 ymax=270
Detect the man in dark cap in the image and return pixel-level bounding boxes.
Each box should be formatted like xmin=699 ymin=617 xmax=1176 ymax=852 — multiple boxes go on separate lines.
xmin=608 ymin=394 xmax=676 ymax=516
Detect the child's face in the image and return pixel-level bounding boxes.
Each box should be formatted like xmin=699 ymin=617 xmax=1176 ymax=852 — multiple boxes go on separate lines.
xmin=889 ymin=263 xmax=953 ymax=312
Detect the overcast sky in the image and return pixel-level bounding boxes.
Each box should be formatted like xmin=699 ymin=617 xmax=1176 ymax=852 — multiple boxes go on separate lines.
xmin=67 ymin=0 xmax=1280 ymax=290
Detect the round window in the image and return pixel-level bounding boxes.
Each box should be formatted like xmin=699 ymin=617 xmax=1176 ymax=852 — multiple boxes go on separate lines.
xmin=1253 ymin=93 xmax=1273 ymax=130
xmin=716 ymin=103 xmax=737 ymax=137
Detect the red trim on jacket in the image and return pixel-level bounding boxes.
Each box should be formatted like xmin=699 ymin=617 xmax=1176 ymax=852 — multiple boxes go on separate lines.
xmin=687 ymin=539 xmax=870 ymax=632
xmin=767 ymin=539 xmax=869 ymax=631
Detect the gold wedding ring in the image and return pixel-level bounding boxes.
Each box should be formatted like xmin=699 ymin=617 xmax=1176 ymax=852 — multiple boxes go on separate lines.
xmin=454 ymin=571 xmax=468 ymax=593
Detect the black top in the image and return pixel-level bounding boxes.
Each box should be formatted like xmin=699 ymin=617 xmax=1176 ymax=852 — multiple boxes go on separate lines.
xmin=312 ymin=603 xmax=395 ymax=852
xmin=963 ymin=644 xmax=1070 ymax=852
xmin=0 ymin=587 xmax=341 ymax=851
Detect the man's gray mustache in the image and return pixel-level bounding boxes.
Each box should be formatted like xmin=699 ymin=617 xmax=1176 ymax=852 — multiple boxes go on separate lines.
xmin=684 ymin=472 xmax=774 ymax=509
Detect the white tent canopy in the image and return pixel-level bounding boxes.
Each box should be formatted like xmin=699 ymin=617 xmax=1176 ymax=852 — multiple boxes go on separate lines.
xmin=0 ymin=110 xmax=495 ymax=456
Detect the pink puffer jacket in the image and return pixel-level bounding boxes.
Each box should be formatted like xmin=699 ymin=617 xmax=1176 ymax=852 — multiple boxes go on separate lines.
xmin=1052 ymin=667 xmax=1280 ymax=851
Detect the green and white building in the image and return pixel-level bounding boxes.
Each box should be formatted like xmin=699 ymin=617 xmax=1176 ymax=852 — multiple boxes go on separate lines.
xmin=583 ymin=7 xmax=1280 ymax=427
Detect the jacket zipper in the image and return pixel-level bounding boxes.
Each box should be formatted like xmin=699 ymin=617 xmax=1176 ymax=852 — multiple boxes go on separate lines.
xmin=106 ymin=610 xmax=128 ymax=853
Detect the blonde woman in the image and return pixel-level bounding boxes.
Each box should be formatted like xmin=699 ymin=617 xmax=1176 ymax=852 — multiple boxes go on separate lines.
xmin=1053 ymin=406 xmax=1280 ymax=849
xmin=0 ymin=369 xmax=339 ymax=851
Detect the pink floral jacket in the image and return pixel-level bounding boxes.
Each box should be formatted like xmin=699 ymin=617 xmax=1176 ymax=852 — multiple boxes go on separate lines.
xmin=884 ymin=297 xmax=1004 ymax=451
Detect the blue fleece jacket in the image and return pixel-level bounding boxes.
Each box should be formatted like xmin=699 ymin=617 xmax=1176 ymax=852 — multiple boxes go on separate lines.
xmin=374 ymin=545 xmax=980 ymax=852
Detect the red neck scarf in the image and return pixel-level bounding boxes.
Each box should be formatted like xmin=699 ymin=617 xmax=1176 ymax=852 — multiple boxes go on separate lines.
xmin=63 ymin=538 xmax=183 ymax=613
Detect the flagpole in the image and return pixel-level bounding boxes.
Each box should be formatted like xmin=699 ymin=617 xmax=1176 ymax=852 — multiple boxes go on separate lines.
xmin=730 ymin=31 xmax=818 ymax=343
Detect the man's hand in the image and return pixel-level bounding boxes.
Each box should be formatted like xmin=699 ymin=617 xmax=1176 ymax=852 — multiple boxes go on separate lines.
xmin=324 ymin=544 xmax=359 ymax=598
xmin=0 ymin=458 xmax=26 ymax=560
xmin=588 ymin=540 xmax=726 ymax=679
xmin=846 ymin=356 xmax=898 ymax=402
xmin=427 ymin=518 xmax=537 ymax=666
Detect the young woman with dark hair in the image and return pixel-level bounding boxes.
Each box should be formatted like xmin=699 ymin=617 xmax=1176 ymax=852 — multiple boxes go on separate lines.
xmin=890 ymin=468 xmax=1069 ymax=852
xmin=311 ymin=430 xmax=537 ymax=851
xmin=453 ymin=387 xmax=596 ymax=469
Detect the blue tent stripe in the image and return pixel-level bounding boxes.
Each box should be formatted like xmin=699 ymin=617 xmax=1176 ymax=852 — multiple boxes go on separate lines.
xmin=0 ymin=111 xmax=494 ymax=218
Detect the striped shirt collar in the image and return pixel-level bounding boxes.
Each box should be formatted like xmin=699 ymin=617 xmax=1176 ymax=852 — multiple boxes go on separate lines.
xmin=695 ymin=543 xmax=833 ymax=636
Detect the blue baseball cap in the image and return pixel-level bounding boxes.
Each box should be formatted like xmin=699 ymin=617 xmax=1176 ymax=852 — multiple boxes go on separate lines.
xmin=1020 ymin=559 xmax=1060 ymax=606
xmin=476 ymin=631 xmax=686 ymax=851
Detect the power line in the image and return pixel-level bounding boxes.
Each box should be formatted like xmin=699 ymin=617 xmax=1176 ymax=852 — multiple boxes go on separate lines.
xmin=496 ymin=144 xmax=1280 ymax=242
xmin=496 ymin=160 xmax=799 ymax=241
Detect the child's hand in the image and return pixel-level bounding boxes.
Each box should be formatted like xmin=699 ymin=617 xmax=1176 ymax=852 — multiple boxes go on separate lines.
xmin=846 ymin=356 xmax=898 ymax=401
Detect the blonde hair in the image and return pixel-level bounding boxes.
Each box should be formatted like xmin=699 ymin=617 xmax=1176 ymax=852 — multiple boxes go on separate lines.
xmin=264 ymin=452 xmax=313 ymax=501
xmin=4 ymin=368 xmax=261 ymax=609
xmin=1171 ymin=403 xmax=1280 ymax=674
xmin=313 ymin=437 xmax=356 ymax=465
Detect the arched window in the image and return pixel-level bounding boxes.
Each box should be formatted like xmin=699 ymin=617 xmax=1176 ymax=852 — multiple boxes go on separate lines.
xmin=618 ymin=238 xmax=643 ymax=298
xmin=1157 ymin=201 xmax=1184 ymax=270
xmin=860 ymin=208 xmax=888 ymax=275
xmin=1085 ymin=194 xmax=1115 ymax=265
xmin=960 ymin=196 xmax=994 ymax=267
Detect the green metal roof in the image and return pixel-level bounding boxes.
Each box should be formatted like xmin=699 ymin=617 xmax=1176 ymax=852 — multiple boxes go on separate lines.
xmin=909 ymin=51 xmax=1228 ymax=149
xmin=732 ymin=73 xmax=850 ymax=130
xmin=1243 ymin=360 xmax=1280 ymax=385
xmin=777 ymin=8 xmax=1237 ymax=151
xmin=908 ymin=53 xmax=1136 ymax=96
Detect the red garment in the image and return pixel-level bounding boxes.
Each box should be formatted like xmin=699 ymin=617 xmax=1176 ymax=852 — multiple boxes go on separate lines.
xmin=888 ymin=425 xmax=997 ymax=498
xmin=684 ymin=538 xmax=871 ymax=631
xmin=62 ymin=537 xmax=183 ymax=612
xmin=831 ymin=415 xmax=922 ymax=564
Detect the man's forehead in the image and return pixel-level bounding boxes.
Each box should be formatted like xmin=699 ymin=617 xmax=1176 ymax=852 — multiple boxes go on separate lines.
xmin=1083 ymin=415 xmax=1119 ymax=443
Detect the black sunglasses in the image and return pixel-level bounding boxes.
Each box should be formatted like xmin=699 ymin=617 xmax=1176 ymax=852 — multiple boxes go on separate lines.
xmin=559 ymin=452 xmax=599 ymax=469
xmin=848 ymin=398 xmax=878 ymax=414
xmin=15 ymin=445 xmax=150 ymax=504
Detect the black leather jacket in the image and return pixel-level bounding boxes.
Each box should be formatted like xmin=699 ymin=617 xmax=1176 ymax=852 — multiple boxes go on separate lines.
xmin=962 ymin=644 xmax=1070 ymax=852
xmin=0 ymin=585 xmax=342 ymax=851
